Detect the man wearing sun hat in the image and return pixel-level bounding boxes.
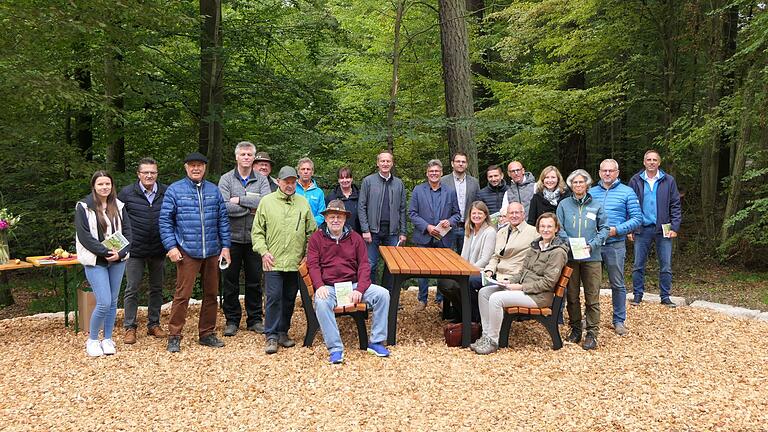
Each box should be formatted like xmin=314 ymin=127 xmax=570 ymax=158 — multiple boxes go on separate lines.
xmin=307 ymin=199 xmax=391 ymax=364
xmin=252 ymin=166 xmax=317 ymax=354
xmin=253 ymin=151 xmax=278 ymax=192
xmin=159 ymin=152 xmax=231 ymax=353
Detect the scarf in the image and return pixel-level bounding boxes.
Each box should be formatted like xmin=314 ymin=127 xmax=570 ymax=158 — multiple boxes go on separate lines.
xmin=543 ymin=188 xmax=560 ymax=206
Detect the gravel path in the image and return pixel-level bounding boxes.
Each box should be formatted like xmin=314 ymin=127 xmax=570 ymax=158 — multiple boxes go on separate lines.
xmin=1 ymin=292 xmax=766 ymax=431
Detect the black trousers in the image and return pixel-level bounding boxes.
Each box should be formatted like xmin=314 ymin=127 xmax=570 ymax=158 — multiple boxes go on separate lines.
xmin=221 ymin=242 xmax=263 ymax=327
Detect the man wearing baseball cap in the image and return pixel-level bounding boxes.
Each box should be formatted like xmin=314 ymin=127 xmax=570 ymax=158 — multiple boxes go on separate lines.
xmin=159 ymin=152 xmax=231 ymax=353
xmin=252 ymin=166 xmax=317 ymax=354
xmin=307 ymin=199 xmax=390 ymax=364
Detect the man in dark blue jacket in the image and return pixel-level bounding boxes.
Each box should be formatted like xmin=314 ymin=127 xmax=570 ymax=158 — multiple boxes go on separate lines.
xmin=118 ymin=157 xmax=168 ymax=344
xmin=628 ymin=150 xmax=682 ymax=308
xmin=590 ymin=159 xmax=642 ymax=335
xmin=159 ymin=152 xmax=231 ymax=353
xmin=409 ymin=159 xmax=461 ymax=309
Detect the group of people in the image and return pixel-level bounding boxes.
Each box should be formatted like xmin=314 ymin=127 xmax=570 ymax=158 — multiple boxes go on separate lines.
xmin=74 ymin=145 xmax=681 ymax=362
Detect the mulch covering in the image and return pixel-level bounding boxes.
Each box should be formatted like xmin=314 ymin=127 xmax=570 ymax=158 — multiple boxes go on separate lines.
xmin=1 ymin=291 xmax=767 ymax=431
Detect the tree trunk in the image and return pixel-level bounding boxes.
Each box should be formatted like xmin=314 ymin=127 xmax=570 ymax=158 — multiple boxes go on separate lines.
xmin=104 ymin=52 xmax=125 ymax=173
xmin=200 ymin=0 xmax=224 ymax=175
xmin=0 ymin=273 xmax=13 ymax=307
xmin=74 ymin=66 xmax=93 ymax=161
xmin=558 ymin=71 xmax=588 ymax=175
xmin=386 ymin=1 xmax=405 ymax=154
xmin=438 ymin=0 xmax=477 ymax=176
xmin=720 ymin=75 xmax=757 ymax=244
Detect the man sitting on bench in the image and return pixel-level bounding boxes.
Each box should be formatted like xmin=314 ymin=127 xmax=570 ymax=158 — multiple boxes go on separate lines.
xmin=306 ymin=199 xmax=391 ymax=364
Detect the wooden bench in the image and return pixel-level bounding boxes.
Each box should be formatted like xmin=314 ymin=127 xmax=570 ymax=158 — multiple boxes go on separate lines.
xmin=297 ymin=260 xmax=370 ymax=350
xmin=498 ymin=265 xmax=573 ymax=350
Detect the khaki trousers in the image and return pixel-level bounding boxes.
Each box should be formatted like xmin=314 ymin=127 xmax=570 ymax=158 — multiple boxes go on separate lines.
xmin=566 ymin=261 xmax=602 ymax=336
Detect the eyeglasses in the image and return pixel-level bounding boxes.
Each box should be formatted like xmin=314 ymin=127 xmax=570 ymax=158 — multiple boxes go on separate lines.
xmin=508 ymin=211 xmax=524 ymax=215
xmin=139 ymin=171 xmax=158 ymax=176
xmin=571 ymin=180 xmax=586 ymax=185
xmin=509 ymin=169 xmax=522 ymax=173
xmin=600 ymin=169 xmax=617 ymax=173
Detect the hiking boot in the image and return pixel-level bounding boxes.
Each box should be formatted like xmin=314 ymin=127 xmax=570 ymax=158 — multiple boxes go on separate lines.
xmin=265 ymin=338 xmax=279 ymax=355
xmin=474 ymin=339 xmax=498 ymax=355
xmin=329 ymin=350 xmax=344 ymax=364
xmin=199 ymin=334 xmax=225 ymax=348
xmin=614 ymin=322 xmax=627 ymax=336
xmin=278 ymin=333 xmax=295 ymax=348
xmin=583 ymin=333 xmax=597 ymax=350
xmin=124 ymin=328 xmax=137 ymax=345
xmin=566 ymin=329 xmax=582 ymax=344
xmin=367 ymin=343 xmax=390 ymax=357
xmin=247 ymin=321 xmax=264 ymax=333
xmin=630 ymin=296 xmax=642 ymax=306
xmin=167 ymin=336 xmax=181 ymax=353
xmin=223 ymin=323 xmax=238 ymax=337
xmin=661 ymin=298 xmax=677 ymax=308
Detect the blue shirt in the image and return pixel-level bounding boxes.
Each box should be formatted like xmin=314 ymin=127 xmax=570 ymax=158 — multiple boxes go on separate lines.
xmin=139 ymin=182 xmax=158 ymax=206
xmin=640 ymin=171 xmax=664 ymax=226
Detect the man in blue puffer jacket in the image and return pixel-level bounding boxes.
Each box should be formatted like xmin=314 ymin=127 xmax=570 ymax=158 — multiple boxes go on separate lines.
xmin=159 ymin=152 xmax=231 ymax=353
xmin=590 ymin=159 xmax=642 ymax=336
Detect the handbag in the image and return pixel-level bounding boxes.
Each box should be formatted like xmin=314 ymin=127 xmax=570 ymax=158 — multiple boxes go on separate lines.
xmin=443 ymin=322 xmax=482 ymax=347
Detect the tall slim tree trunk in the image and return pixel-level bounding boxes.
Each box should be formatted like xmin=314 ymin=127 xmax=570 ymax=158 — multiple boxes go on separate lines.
xmin=386 ymin=0 xmax=405 ymax=154
xmin=200 ymin=0 xmax=224 ymax=174
xmin=104 ymin=52 xmax=125 ymax=173
xmin=439 ymin=0 xmax=477 ymax=176
xmin=558 ymin=71 xmax=588 ymax=174
xmin=720 ymin=74 xmax=758 ymax=244
xmin=700 ymin=3 xmax=723 ymax=239
xmin=74 ymin=66 xmax=93 ymax=161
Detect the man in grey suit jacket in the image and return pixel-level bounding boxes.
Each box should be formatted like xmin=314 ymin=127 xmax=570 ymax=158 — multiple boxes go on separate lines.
xmin=440 ymin=152 xmax=480 ymax=255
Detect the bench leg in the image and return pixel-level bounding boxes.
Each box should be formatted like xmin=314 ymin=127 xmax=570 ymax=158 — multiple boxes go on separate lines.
xmin=353 ymin=313 xmax=369 ymax=350
xmin=543 ymin=318 xmax=563 ymax=350
xmin=299 ymin=282 xmax=320 ymax=348
xmin=498 ymin=312 xmax=513 ymax=348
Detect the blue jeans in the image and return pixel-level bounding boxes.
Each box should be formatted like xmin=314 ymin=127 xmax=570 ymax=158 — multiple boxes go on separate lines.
xmin=632 ymin=225 xmax=673 ymax=301
xmin=314 ymin=283 xmax=390 ymax=353
xmin=601 ymin=241 xmax=627 ymax=325
xmin=417 ymin=242 xmax=445 ymax=304
xmin=264 ymin=271 xmax=298 ymax=340
xmin=367 ymin=231 xmax=399 ymax=285
xmin=84 ymin=261 xmax=126 ymax=340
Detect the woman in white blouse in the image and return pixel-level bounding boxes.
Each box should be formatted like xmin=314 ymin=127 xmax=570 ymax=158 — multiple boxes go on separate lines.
xmin=437 ymin=201 xmax=497 ymax=322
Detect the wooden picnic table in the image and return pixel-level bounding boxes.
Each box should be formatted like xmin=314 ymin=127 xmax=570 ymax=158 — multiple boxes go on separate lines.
xmin=0 ymin=260 xmax=35 ymax=306
xmin=379 ymin=246 xmax=479 ymax=347
xmin=26 ymin=255 xmax=81 ymax=331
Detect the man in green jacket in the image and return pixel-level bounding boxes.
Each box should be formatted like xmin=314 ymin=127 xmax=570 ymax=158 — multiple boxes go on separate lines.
xmin=252 ymin=166 xmax=317 ymax=354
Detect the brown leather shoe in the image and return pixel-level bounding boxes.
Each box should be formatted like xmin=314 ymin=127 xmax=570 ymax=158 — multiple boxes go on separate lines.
xmin=147 ymin=326 xmax=167 ymax=338
xmin=124 ymin=328 xmax=137 ymax=345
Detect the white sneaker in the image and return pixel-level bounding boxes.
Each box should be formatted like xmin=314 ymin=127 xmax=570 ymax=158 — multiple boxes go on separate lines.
xmin=86 ymin=339 xmax=104 ymax=357
xmin=101 ymin=338 xmax=116 ymax=355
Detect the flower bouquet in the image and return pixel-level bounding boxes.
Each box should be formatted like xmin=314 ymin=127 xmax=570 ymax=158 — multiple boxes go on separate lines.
xmin=0 ymin=208 xmax=20 ymax=265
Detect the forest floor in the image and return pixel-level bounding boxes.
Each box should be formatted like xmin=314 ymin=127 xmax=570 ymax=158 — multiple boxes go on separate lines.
xmin=0 ymin=292 xmax=766 ymax=431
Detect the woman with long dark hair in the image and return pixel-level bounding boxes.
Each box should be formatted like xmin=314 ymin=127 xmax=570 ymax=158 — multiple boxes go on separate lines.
xmin=75 ymin=170 xmax=132 ymax=357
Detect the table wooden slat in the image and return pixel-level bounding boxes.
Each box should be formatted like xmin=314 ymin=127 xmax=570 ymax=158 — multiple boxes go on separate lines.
xmin=399 ymin=247 xmax=431 ymax=275
xmin=26 ymin=255 xmax=81 ymax=267
xmin=415 ymin=247 xmax=457 ymax=275
xmin=380 ymin=246 xmax=411 ymax=275
xmin=0 ymin=261 xmax=34 ymax=271
xmin=433 ymin=248 xmax=478 ymax=276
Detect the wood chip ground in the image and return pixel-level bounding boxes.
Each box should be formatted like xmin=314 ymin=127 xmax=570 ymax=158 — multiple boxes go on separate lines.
xmin=1 ymin=291 xmax=766 ymax=431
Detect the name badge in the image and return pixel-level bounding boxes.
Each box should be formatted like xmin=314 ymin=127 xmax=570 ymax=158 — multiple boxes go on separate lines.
xmin=586 ymin=212 xmax=596 ymax=221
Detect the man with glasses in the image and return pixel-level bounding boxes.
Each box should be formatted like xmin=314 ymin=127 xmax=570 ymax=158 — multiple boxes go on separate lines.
xmin=118 ymin=157 xmax=168 ymax=344
xmin=501 ymin=161 xmax=536 ymax=215
xmin=590 ymin=159 xmax=642 ymax=335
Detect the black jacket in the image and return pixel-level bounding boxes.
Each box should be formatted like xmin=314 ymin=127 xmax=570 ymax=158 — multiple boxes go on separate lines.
xmin=476 ymin=183 xmax=508 ymax=215
xmin=527 ymin=189 xmax=570 ymax=226
xmin=325 ymin=183 xmax=362 ymax=233
xmin=118 ymin=181 xmax=168 ymax=258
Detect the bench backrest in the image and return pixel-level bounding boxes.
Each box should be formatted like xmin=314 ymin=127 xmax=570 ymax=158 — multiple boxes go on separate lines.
xmin=297 ymin=260 xmax=315 ymax=297
xmin=553 ymin=265 xmax=573 ymax=299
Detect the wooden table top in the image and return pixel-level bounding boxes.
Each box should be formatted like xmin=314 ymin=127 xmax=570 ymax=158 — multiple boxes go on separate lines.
xmin=0 ymin=260 xmax=34 ymax=271
xmin=26 ymin=255 xmax=80 ymax=267
xmin=379 ymin=246 xmax=478 ymax=276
